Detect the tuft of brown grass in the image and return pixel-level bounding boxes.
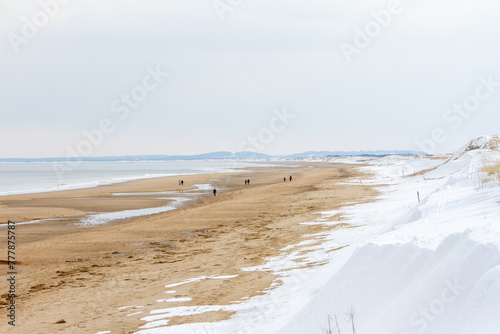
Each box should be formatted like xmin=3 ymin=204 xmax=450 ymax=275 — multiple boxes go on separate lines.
xmin=483 ymin=161 xmax=500 ymax=181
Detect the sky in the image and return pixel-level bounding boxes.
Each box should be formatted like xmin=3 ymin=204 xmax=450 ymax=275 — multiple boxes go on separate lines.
xmin=1 ymin=0 xmax=500 ymax=158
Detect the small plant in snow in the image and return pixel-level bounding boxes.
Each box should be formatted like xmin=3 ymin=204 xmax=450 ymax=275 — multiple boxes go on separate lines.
xmin=321 ymin=308 xmax=356 ymax=334
xmin=346 ymin=306 xmax=356 ymax=334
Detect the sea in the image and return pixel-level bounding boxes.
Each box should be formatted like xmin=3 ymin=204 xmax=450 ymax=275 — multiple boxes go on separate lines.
xmin=0 ymin=160 xmax=270 ymax=196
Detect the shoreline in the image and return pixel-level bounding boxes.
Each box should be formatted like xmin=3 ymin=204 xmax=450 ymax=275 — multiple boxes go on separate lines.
xmin=0 ymin=160 xmax=305 ymax=228
xmin=0 ymin=183 xmax=212 ymax=227
xmin=0 ymin=161 xmax=378 ymax=333
xmin=0 ymin=160 xmax=283 ymax=198
xmin=0 ymin=169 xmax=247 ymax=228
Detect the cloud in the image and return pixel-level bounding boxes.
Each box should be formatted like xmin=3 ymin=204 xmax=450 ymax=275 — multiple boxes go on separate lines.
xmin=1 ymin=0 xmax=500 ymax=157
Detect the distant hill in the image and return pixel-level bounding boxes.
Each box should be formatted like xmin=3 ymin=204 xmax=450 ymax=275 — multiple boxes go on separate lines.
xmin=282 ymin=150 xmax=424 ymax=159
xmin=0 ymin=150 xmax=425 ymax=163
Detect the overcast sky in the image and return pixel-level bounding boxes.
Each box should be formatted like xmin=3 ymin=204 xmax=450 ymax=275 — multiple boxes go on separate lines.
xmin=1 ymin=0 xmax=499 ymax=158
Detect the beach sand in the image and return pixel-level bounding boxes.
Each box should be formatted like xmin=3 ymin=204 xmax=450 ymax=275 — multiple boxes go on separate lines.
xmin=0 ymin=161 xmax=377 ymax=333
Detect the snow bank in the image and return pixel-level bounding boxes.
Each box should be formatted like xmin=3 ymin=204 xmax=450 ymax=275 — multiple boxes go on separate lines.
xmin=279 ymin=233 xmax=500 ymax=334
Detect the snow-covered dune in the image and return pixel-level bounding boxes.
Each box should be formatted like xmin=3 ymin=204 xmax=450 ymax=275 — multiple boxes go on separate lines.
xmin=279 ymin=233 xmax=500 ymax=334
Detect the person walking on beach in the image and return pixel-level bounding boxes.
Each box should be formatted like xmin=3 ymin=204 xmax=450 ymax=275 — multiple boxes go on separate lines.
xmin=284 ymin=177 xmax=286 ymax=182
xmin=289 ymin=175 xmax=292 ymax=182
xmin=181 ymin=180 xmax=184 ymax=186
xmin=245 ymin=180 xmax=248 ymax=185
xmin=247 ymin=179 xmax=250 ymax=185
xmin=213 ymin=188 xmax=217 ymax=196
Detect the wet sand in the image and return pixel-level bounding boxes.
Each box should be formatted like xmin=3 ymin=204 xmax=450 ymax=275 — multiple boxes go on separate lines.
xmin=0 ymin=161 xmax=377 ymax=333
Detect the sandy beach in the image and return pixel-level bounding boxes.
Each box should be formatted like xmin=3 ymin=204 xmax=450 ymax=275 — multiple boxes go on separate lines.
xmin=0 ymin=161 xmax=377 ymax=333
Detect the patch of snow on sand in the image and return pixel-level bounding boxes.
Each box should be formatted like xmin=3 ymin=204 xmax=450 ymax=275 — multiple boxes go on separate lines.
xmin=139 ymin=320 xmax=170 ymax=329
xmin=163 ymin=275 xmax=238 ymax=289
xmin=157 ymin=298 xmax=192 ymax=303
xmin=79 ymin=198 xmax=190 ymax=226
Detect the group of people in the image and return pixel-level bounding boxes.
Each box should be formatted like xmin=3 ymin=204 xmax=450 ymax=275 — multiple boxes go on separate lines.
xmin=199 ymin=175 xmax=294 ymax=198
xmin=178 ymin=180 xmax=184 ymax=186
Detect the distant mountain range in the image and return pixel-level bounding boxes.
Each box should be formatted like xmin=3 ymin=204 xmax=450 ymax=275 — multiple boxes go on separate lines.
xmin=0 ymin=150 xmax=426 ymax=162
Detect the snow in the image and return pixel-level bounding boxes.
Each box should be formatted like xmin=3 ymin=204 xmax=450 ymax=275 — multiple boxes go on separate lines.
xmin=79 ymin=197 xmax=190 ymax=226
xmin=139 ymin=320 xmax=170 ymax=329
xmin=157 ymin=298 xmax=193 ymax=303
xmin=127 ymin=311 xmax=144 ymax=317
xmin=79 ymin=183 xmax=213 ymax=226
xmin=162 ymin=274 xmax=238 ymax=289
xmin=132 ymin=136 xmax=500 ymax=334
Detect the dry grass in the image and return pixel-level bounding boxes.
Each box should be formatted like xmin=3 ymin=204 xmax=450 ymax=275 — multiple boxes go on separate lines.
xmin=322 ymin=308 xmax=356 ymax=334
xmin=483 ymin=161 xmax=500 ymax=181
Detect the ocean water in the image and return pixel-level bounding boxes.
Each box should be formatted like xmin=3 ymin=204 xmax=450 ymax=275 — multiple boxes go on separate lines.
xmin=0 ymin=160 xmax=267 ymax=196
